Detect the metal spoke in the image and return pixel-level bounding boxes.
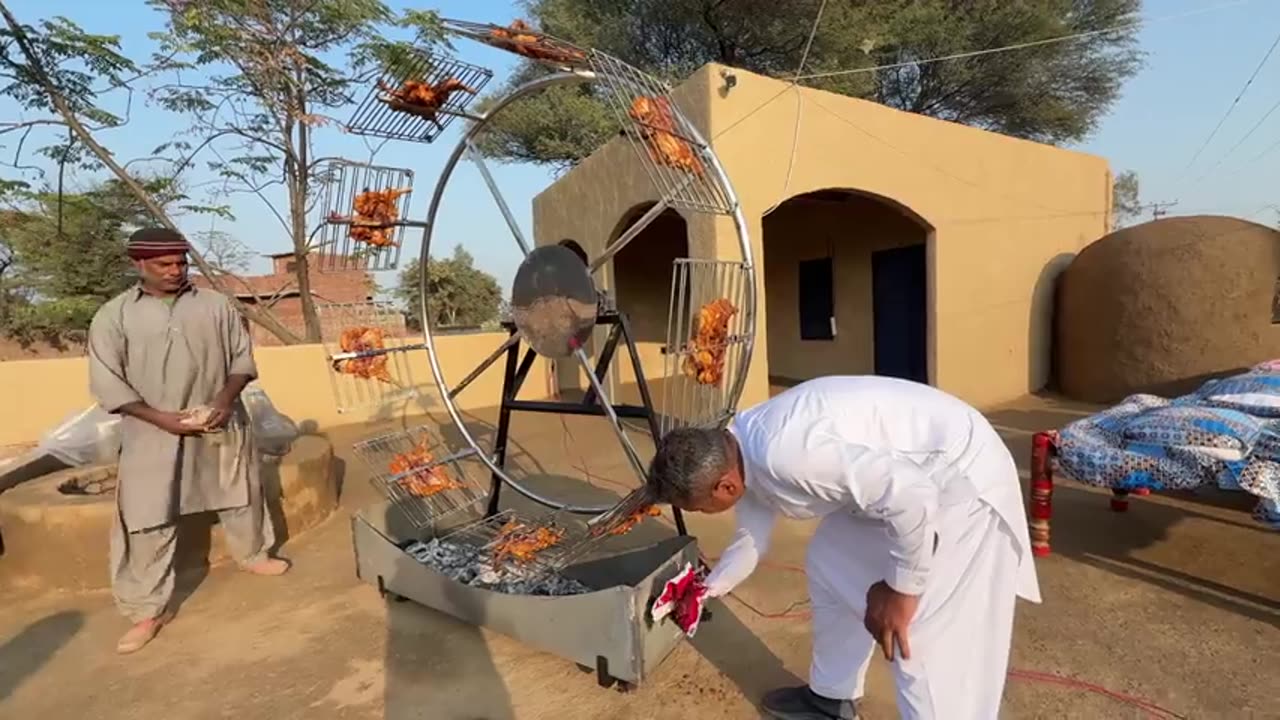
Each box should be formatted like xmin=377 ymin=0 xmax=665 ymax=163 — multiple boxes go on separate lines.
xmin=588 ymin=196 xmax=672 ymax=274
xmin=448 ymin=333 xmax=521 ymax=400
xmin=466 ymin=140 xmax=531 ymax=256
xmin=572 ymin=347 xmax=648 ymax=481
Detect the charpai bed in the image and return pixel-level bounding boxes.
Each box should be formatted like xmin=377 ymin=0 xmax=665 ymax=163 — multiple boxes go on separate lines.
xmin=1029 ymin=362 xmax=1280 ymax=556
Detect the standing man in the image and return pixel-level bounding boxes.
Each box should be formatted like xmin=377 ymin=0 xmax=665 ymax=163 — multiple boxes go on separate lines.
xmin=88 ymin=228 xmax=289 ymax=655
xmin=646 ymin=376 xmax=1040 ymax=720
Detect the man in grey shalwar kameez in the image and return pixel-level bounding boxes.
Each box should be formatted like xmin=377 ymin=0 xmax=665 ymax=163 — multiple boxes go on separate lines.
xmin=88 ymin=228 xmax=289 ymax=654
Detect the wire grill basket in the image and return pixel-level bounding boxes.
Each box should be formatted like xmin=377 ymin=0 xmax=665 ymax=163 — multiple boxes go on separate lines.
xmin=317 ymin=301 xmax=418 ymax=414
xmin=661 ymin=259 xmax=751 ymax=434
xmin=436 ymin=509 xmax=580 ymax=581
xmin=353 ymin=425 xmax=487 ymax=530
xmin=587 ymin=50 xmax=733 ymax=215
xmin=311 ymin=159 xmax=413 ymax=271
xmin=346 ymin=47 xmax=492 ymax=144
xmin=442 ymin=18 xmax=589 ymax=71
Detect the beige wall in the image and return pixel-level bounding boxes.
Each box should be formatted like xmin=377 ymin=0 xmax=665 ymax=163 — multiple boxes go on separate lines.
xmin=0 ymin=332 xmax=552 ymax=447
xmin=763 ymin=196 xmax=927 ymax=381
xmin=534 ymin=63 xmax=1111 ymax=410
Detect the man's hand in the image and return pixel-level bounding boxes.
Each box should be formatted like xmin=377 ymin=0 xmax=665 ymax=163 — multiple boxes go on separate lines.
xmin=150 ymin=411 xmax=204 ymax=437
xmin=864 ymin=580 xmax=921 ymax=662
xmin=203 ymin=398 xmax=235 ymax=430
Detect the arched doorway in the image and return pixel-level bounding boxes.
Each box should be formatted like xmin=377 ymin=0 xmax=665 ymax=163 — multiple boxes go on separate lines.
xmin=610 ymin=204 xmax=689 ymax=343
xmin=762 ymin=189 xmax=933 ymax=386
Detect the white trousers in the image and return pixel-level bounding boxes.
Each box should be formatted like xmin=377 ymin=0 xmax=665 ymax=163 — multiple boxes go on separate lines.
xmin=806 ymin=499 xmax=1020 ymax=719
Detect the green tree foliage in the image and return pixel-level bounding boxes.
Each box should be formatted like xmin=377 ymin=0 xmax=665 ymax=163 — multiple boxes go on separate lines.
xmin=1111 ymin=170 xmax=1141 ymax=230
xmin=146 ymin=0 xmax=446 ymax=342
xmin=0 ymin=178 xmax=192 ymax=342
xmin=476 ymin=0 xmax=1144 ymax=168
xmin=396 ymin=246 xmax=503 ymax=330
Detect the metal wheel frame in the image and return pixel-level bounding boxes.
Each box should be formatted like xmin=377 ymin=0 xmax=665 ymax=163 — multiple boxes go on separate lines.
xmin=418 ymin=70 xmax=756 ymax=514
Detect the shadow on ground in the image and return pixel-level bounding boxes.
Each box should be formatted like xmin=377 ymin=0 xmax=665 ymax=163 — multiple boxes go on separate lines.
xmin=0 ymin=611 xmax=83 ymax=701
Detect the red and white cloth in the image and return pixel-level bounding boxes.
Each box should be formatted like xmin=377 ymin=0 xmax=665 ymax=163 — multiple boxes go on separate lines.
xmin=650 ymin=562 xmax=709 ymax=637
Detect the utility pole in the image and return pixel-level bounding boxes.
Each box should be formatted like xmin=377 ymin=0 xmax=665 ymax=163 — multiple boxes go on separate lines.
xmin=1150 ymin=201 xmax=1178 ymax=220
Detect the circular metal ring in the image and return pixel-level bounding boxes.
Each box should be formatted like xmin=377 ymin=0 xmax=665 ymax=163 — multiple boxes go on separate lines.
xmin=418 ymin=70 xmax=755 ymax=514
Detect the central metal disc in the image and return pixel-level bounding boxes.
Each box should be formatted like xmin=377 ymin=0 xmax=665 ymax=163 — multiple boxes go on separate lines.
xmin=510 ymin=245 xmax=598 ymax=358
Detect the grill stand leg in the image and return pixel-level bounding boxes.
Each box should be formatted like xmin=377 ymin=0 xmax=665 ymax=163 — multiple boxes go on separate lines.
xmin=480 ymin=313 xmax=689 ymax=536
xmin=1029 ymin=432 xmax=1054 ymax=557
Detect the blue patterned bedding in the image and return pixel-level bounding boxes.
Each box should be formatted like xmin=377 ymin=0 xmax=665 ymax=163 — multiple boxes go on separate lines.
xmin=1055 ymin=365 xmax=1280 ymax=524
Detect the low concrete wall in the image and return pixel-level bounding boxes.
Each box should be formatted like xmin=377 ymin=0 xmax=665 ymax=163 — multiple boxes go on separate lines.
xmin=0 ymin=435 xmax=338 ymax=593
xmin=0 ymin=331 xmax=556 ymax=447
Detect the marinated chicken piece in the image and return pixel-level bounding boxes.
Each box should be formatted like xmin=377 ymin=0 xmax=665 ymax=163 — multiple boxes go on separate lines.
xmin=628 ymin=96 xmax=704 ymax=175
xmin=681 ymin=298 xmax=737 ymax=386
xmin=378 ymin=77 xmax=477 ymax=123
xmin=388 ymin=441 xmax=460 ymax=497
xmin=490 ymin=518 xmax=565 ymax=565
xmin=335 ymin=325 xmax=392 ymax=383
xmin=487 ymin=19 xmax=585 ymax=64
xmin=348 ymin=187 xmax=409 ymax=247
xmin=606 ymin=504 xmax=662 ymax=536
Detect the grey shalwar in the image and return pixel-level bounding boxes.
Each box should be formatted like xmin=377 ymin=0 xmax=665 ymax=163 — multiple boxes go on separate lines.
xmin=88 ymin=284 xmax=274 ymax=622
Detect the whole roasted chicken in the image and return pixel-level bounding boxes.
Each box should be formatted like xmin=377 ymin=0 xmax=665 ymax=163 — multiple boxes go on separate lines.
xmin=488 ymin=19 xmax=585 ymax=64
xmin=378 ymin=77 xmax=477 ymax=122
xmin=335 ymin=326 xmax=392 ymax=383
xmin=388 ymin=441 xmax=460 ymax=498
xmin=682 ymin=298 xmax=738 ymax=386
xmin=348 ymin=187 xmax=409 ymax=247
xmin=628 ymin=96 xmax=704 ymax=176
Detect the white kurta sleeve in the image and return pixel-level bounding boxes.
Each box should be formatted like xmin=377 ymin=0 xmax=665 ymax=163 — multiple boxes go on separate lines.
xmin=703 ymin=491 xmax=777 ymax=598
xmin=837 ymin=444 xmax=940 ymax=596
xmin=789 ymin=432 xmax=940 ymax=596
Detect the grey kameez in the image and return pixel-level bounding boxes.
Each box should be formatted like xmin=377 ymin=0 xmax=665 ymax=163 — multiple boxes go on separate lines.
xmin=89 ymin=285 xmax=274 ymax=621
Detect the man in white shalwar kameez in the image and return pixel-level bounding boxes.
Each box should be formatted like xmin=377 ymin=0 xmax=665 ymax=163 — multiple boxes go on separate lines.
xmin=646 ymin=376 xmax=1040 ymax=720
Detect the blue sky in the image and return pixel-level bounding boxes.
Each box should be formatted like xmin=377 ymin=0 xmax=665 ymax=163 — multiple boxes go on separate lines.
xmin=2 ymin=0 xmax=1278 ymax=293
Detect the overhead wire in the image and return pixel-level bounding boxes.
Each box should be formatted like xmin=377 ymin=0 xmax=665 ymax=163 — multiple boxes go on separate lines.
xmin=770 ymin=0 xmax=829 ymax=213
xmin=1190 ymin=92 xmax=1280 ymax=182
xmin=1180 ymin=27 xmax=1280 ymax=174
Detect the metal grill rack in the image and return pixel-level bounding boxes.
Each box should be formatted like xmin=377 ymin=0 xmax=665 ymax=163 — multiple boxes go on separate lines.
xmin=346 ymin=47 xmax=492 ymax=145
xmin=661 ymin=259 xmax=752 ymax=434
xmin=442 ymin=18 xmax=589 ymax=71
xmin=587 ymin=50 xmax=733 ymax=216
xmin=311 ymin=159 xmax=414 ymax=271
xmin=438 ymin=509 xmax=581 ymax=581
xmin=353 ymin=425 xmax=487 ymax=530
xmin=317 ymin=300 xmax=419 ymax=414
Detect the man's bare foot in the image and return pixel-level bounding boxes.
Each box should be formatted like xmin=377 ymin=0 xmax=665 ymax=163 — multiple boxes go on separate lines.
xmin=116 ymin=614 xmax=170 ymax=655
xmin=242 ymin=557 xmax=290 ymax=576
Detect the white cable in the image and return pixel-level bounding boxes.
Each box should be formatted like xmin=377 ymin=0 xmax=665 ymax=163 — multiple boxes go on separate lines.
xmin=794 ymin=0 xmax=1254 ymax=82
xmin=770 ymin=0 xmax=829 ymax=215
xmin=1191 ymin=93 xmax=1280 ymax=182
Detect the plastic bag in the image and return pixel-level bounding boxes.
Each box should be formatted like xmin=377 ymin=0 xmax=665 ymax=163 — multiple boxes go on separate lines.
xmin=242 ymin=382 xmax=299 ymax=456
xmin=36 ymin=405 xmax=122 ymax=467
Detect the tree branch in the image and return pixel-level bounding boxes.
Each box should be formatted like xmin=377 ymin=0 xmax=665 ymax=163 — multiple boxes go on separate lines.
xmin=0 ymin=0 xmax=303 ymax=345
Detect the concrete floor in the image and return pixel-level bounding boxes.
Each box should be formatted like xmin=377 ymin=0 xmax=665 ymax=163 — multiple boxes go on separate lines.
xmin=0 ymin=393 xmax=1277 ymax=719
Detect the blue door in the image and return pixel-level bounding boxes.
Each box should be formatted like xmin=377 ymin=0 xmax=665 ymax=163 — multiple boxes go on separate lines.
xmin=871 ymin=244 xmax=928 ymax=383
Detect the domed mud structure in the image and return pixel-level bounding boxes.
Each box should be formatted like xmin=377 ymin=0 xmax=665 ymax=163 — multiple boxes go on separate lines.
xmin=1056 ymin=215 xmax=1280 ymax=403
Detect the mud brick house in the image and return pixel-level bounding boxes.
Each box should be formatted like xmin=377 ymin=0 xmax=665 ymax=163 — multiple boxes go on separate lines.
xmin=193 ymin=252 xmax=385 ymax=346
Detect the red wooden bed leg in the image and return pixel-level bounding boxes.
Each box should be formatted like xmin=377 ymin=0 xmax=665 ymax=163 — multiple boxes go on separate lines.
xmin=1030 ymin=432 xmax=1054 ymax=557
xmin=1110 ymin=489 xmax=1130 ymax=512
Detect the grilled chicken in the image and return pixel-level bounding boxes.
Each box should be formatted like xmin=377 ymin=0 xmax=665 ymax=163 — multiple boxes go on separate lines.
xmin=348 ymin=187 xmax=409 ymax=247
xmin=488 ymin=19 xmax=585 ymax=64
xmin=335 ymin=325 xmax=392 ymax=383
xmin=388 ymin=441 xmax=460 ymax=497
xmin=681 ymin=298 xmax=737 ymax=386
xmin=628 ymin=96 xmax=704 ymax=175
xmin=491 ymin=518 xmax=565 ymax=565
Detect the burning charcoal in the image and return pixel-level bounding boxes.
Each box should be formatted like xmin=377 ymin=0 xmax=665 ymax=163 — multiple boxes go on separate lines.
xmin=406 ymin=538 xmax=591 ymax=596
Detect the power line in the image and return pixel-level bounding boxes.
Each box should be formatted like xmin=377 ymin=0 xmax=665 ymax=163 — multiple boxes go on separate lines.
xmin=793 ymin=0 xmax=1255 ymax=82
xmin=1192 ymin=93 xmax=1280 ymax=182
xmin=1181 ymin=28 xmax=1280 ymax=172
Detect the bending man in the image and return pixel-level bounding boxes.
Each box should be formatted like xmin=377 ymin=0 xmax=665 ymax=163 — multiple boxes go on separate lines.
xmin=89 ymin=228 xmax=289 ymax=655
xmin=647 ymin=375 xmax=1040 ymax=719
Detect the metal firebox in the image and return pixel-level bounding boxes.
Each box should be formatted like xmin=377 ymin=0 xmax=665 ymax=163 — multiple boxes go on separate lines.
xmin=351 ymin=501 xmax=699 ymax=689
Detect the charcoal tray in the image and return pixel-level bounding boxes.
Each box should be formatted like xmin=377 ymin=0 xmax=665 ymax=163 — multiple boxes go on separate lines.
xmin=351 ymin=500 xmax=699 ymax=688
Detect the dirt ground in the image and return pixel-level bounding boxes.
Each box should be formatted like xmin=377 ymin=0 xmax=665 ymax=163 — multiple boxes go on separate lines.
xmin=0 ymin=393 xmax=1277 ymax=719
